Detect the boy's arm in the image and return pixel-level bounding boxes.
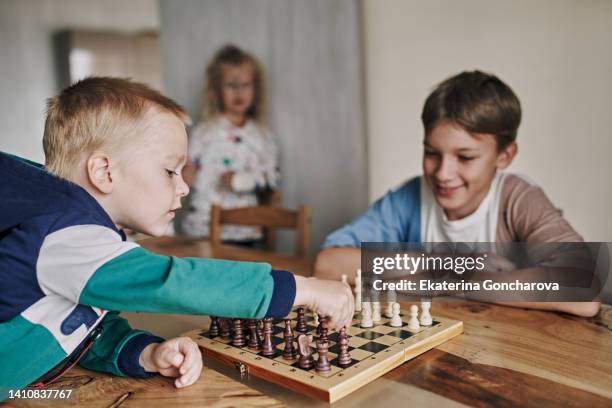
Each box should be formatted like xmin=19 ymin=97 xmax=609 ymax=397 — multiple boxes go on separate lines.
xmin=314 ymin=179 xmax=421 ymax=280
xmin=37 ymin=224 xmax=295 ymax=319
xmin=314 ymin=247 xmax=361 ymax=282
xmin=490 ymin=178 xmax=601 ymax=316
xmin=79 ymin=312 xmax=163 ymax=377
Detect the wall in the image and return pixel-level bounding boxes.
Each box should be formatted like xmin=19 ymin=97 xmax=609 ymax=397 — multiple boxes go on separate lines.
xmin=362 ymin=0 xmax=612 ymax=243
xmin=0 ymin=0 xmax=159 ymax=162
xmin=159 ymin=0 xmax=368 ymax=256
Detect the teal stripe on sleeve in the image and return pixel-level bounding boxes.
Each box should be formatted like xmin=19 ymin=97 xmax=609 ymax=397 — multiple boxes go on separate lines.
xmin=79 ymin=247 xmax=274 ymax=318
xmin=0 ymin=316 xmax=66 ymax=401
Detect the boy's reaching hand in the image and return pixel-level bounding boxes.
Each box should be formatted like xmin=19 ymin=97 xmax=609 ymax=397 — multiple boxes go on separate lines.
xmin=139 ymin=337 xmax=203 ymax=388
xmin=293 ymin=276 xmax=355 ymax=330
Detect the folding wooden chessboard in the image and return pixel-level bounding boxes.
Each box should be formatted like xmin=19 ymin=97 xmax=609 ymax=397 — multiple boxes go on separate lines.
xmin=185 ymin=307 xmax=463 ymax=403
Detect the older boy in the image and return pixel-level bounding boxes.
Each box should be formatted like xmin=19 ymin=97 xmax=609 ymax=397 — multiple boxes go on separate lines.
xmin=0 ymin=77 xmax=353 ymax=399
xmin=314 ymin=70 xmax=599 ymax=317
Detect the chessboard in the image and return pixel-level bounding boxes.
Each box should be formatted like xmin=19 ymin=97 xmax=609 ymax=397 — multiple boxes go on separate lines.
xmin=185 ymin=307 xmax=463 ymax=403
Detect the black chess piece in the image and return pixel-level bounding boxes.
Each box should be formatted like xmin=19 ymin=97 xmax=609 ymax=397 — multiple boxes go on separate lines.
xmin=337 ymin=326 xmax=352 ymax=367
xmin=232 ymin=319 xmax=246 ymax=347
xmin=297 ymin=334 xmax=314 ymax=370
xmin=247 ymin=319 xmax=260 ymax=350
xmin=261 ymin=317 xmax=276 ymax=356
xmin=282 ymin=319 xmax=297 ymax=360
xmin=209 ymin=316 xmax=219 ymax=337
xmin=296 ymin=307 xmax=308 ymax=333
xmin=220 ymin=318 xmax=231 ymax=339
xmin=320 ymin=318 xmax=329 ymax=344
xmin=315 ymin=338 xmax=331 ymax=372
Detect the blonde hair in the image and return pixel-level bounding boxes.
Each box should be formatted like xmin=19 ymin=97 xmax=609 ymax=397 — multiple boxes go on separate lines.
xmin=202 ymin=45 xmax=266 ymax=123
xmin=43 ymin=77 xmax=191 ymax=179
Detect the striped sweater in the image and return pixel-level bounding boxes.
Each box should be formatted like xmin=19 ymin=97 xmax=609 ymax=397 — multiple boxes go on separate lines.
xmin=0 ymin=152 xmax=295 ymax=399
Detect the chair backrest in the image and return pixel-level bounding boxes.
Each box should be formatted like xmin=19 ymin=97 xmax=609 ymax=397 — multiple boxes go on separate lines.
xmin=209 ymin=204 xmax=311 ymax=258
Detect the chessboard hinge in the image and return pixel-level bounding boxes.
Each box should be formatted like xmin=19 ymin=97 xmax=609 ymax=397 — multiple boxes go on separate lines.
xmin=235 ymin=361 xmax=249 ymax=378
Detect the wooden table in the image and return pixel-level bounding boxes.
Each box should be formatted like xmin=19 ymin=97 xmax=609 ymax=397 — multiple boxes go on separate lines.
xmin=7 ymin=237 xmax=612 ymax=407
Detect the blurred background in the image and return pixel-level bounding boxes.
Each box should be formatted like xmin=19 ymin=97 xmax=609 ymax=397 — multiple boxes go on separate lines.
xmin=1 ymin=0 xmax=611 ymax=255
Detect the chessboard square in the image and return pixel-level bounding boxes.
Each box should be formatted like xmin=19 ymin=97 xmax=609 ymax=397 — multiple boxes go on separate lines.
xmin=327 ymin=332 xmax=340 ymax=342
xmin=272 ymin=336 xmax=285 ymax=345
xmin=372 ymin=335 xmax=402 ymax=346
xmin=307 ymin=325 xmax=317 ymax=332
xmin=276 ymin=342 xmax=286 ymax=350
xmin=328 ymin=343 xmax=355 ymax=354
xmin=273 ymin=355 xmax=296 ymax=364
xmin=349 ymin=348 xmax=374 ymax=360
xmin=384 ymin=321 xmax=407 ymax=328
xmin=286 ymin=311 xmax=297 ymax=319
xmin=385 ymin=329 xmax=414 ymax=339
xmin=272 ymin=326 xmax=284 ymax=335
xmin=371 ymin=324 xmax=397 ymax=334
xmin=345 ymin=336 xmax=369 ymax=348
xmin=355 ymin=331 xmax=385 ymax=340
xmin=330 ymin=357 xmax=359 ymax=369
xmin=198 ymin=330 xmax=209 ymax=338
xmin=346 ymin=326 xmax=364 ymax=336
xmin=359 ymin=341 xmax=388 ymax=353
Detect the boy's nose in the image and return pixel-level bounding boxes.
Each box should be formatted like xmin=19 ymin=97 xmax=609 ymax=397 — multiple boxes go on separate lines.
xmin=177 ymin=176 xmax=190 ymax=197
xmin=435 ymin=156 xmax=456 ymax=181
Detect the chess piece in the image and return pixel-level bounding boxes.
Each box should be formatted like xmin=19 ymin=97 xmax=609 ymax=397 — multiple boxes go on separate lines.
xmin=248 ymin=319 xmax=260 ymax=350
xmin=297 ymin=334 xmax=314 ymax=369
xmin=320 ymin=320 xmax=329 ymax=344
xmin=341 ymin=274 xmax=348 ymax=284
xmin=296 ymin=307 xmax=308 ymax=333
xmin=385 ymin=289 xmax=396 ymax=318
xmin=390 ymin=303 xmax=403 ymax=327
xmin=257 ymin=319 xmax=264 ymax=341
xmin=420 ymin=300 xmax=433 ymax=326
xmin=355 ymin=269 xmax=362 ymax=312
xmin=315 ymin=338 xmax=331 ymax=372
xmin=282 ymin=319 xmax=297 ymax=359
xmin=361 ymin=302 xmax=373 ymax=328
xmin=337 ymin=327 xmax=352 ymax=367
xmin=408 ymin=304 xmax=420 ymax=332
xmin=313 ymin=312 xmax=320 ymax=327
xmin=220 ymin=318 xmax=231 ymax=339
xmin=372 ymin=301 xmax=381 ymax=322
xmin=232 ymin=319 xmax=246 ymax=347
xmin=209 ymin=316 xmax=219 ymax=337
xmin=261 ymin=317 xmax=277 ymax=356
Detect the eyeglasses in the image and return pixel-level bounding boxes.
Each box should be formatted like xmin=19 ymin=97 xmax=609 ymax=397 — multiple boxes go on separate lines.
xmin=29 ymin=324 xmax=103 ymax=388
xmin=223 ymin=82 xmax=254 ymax=92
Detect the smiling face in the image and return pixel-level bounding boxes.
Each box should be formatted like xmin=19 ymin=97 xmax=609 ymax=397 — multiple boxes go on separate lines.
xmin=112 ymin=109 xmax=190 ymax=236
xmin=220 ymin=62 xmax=255 ymax=124
xmin=422 ymin=121 xmax=516 ymax=220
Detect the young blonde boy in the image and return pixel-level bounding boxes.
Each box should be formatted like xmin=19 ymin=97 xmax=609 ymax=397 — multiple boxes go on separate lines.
xmin=0 ymin=77 xmax=353 ymax=399
xmin=314 ymin=70 xmax=599 ymax=317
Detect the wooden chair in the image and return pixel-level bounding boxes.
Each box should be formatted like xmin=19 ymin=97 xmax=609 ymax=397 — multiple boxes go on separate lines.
xmin=209 ymin=203 xmax=311 ymax=263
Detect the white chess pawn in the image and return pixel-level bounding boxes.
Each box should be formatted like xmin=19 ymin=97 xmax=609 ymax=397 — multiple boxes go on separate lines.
xmin=420 ymin=300 xmax=433 ymax=326
xmin=372 ymin=301 xmax=381 ymax=322
xmin=313 ymin=311 xmax=320 ymax=326
xmin=408 ymin=304 xmax=420 ymax=332
xmin=341 ymin=274 xmax=348 ymax=284
xmin=355 ymin=269 xmax=362 ymax=312
xmin=361 ymin=302 xmax=373 ymax=328
xmin=390 ymin=303 xmax=403 ymax=327
xmin=385 ymin=301 xmax=394 ymax=318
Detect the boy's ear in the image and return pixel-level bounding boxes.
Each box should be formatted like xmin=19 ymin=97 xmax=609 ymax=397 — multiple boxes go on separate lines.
xmin=496 ymin=142 xmax=518 ymax=170
xmin=86 ymin=152 xmax=114 ymax=194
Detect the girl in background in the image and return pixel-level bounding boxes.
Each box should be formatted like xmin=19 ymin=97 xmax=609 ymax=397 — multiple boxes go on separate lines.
xmin=182 ymin=45 xmax=279 ymax=242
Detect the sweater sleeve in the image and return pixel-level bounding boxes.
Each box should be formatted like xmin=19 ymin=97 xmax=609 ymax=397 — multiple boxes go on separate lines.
xmin=36 ymin=224 xmax=296 ymax=319
xmin=79 ymin=312 xmax=163 ymax=377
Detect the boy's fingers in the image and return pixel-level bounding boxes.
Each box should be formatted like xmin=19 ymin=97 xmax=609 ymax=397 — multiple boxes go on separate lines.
xmin=178 ymin=341 xmax=201 ymax=375
xmin=158 ymin=349 xmax=184 ymax=368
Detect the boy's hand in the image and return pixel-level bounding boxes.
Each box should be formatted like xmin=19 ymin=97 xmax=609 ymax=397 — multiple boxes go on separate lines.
xmin=139 ymin=337 xmax=203 ymax=388
xmin=293 ymin=276 xmax=355 ymax=330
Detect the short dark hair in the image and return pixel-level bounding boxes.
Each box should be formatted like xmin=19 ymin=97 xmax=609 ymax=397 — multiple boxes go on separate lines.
xmin=421 ymin=70 xmax=521 ymax=149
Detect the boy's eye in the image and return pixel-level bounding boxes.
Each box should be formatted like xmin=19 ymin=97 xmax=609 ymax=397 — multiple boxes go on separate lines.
xmin=165 ymin=169 xmax=179 ymax=177
xmin=458 ymin=156 xmax=475 ymax=161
